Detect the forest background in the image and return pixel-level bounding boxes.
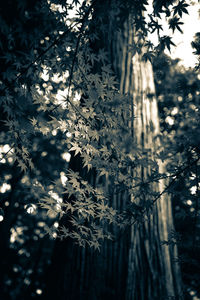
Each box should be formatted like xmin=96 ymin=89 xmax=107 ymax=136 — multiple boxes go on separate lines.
xmin=0 ymin=0 xmax=200 ymax=299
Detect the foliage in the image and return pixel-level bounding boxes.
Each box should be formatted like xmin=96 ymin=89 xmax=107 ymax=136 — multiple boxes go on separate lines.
xmin=191 ymin=32 xmax=200 ymax=70
xmin=1 ymin=0 xmax=196 ymax=241
xmin=0 ymin=0 xmax=200 ymax=298
xmin=153 ymin=52 xmax=200 ymax=298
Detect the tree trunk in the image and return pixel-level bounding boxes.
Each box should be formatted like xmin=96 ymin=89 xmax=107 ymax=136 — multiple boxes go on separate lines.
xmin=44 ymin=3 xmax=182 ymax=300
xmin=117 ymin=19 xmax=182 ymax=299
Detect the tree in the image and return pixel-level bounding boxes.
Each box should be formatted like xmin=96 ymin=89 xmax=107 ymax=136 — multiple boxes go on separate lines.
xmin=1 ymin=0 xmax=198 ymax=299
xmin=43 ymin=1 xmax=184 ymax=299
xmin=153 ymin=52 xmax=200 ymax=299
xmin=0 ymin=1 xmax=70 ymax=298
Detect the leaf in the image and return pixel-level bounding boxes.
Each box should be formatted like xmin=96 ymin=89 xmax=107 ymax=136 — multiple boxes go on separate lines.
xmin=153 ymin=0 xmax=175 ymax=16
xmin=168 ymin=16 xmax=184 ymax=33
xmin=40 ymin=126 xmax=50 ymax=135
xmin=99 ymin=169 xmax=109 ymax=177
xmin=159 ymin=35 xmax=176 ymax=52
xmin=148 ymin=15 xmax=163 ymax=34
xmin=29 ymin=117 xmax=37 ymax=127
xmin=64 ymin=202 xmax=75 ymax=213
xmin=191 ymin=33 xmax=200 ymax=56
xmin=142 ymin=51 xmax=155 ymax=63
xmin=70 ymin=143 xmax=82 ymax=156
xmin=17 ymin=159 xmax=28 ymax=173
xmin=173 ymin=0 xmax=189 ymax=17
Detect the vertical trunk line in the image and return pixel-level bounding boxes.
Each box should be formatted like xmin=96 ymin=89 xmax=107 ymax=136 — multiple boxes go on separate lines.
xmin=113 ymin=16 xmax=181 ymax=298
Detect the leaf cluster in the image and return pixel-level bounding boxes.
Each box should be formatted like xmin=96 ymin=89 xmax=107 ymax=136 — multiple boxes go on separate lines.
xmin=0 ymin=0 xmax=199 ymax=249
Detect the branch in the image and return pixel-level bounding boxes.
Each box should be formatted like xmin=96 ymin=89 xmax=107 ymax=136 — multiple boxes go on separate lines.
xmin=0 ymin=145 xmax=14 ymax=163
xmin=113 ymin=155 xmax=200 ymax=243
xmin=0 ymin=1 xmax=96 ymax=95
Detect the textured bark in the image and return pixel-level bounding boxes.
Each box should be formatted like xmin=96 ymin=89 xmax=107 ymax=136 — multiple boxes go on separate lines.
xmin=117 ymin=19 xmax=182 ymax=299
xmin=44 ymin=4 xmax=182 ymax=300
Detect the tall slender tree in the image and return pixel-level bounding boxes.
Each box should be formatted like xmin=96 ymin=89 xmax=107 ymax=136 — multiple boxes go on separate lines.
xmin=44 ymin=1 xmax=182 ymax=299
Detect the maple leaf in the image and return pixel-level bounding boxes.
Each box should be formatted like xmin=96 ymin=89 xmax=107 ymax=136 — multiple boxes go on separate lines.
xmin=142 ymin=51 xmax=155 ymax=63
xmin=148 ymin=15 xmax=163 ymax=34
xmin=173 ymin=0 xmax=189 ymax=17
xmin=40 ymin=126 xmax=49 ymax=135
xmin=159 ymin=35 xmax=176 ymax=52
xmin=69 ymin=176 xmax=80 ymax=189
xmin=29 ymin=117 xmax=37 ymax=127
xmin=97 ymin=49 xmax=107 ymax=63
xmin=65 ymin=202 xmax=75 ymax=213
xmin=17 ymin=159 xmax=28 ymax=173
xmin=69 ymin=143 xmax=82 ymax=156
xmin=99 ymin=169 xmax=109 ymax=177
xmin=169 ymin=16 xmax=184 ymax=33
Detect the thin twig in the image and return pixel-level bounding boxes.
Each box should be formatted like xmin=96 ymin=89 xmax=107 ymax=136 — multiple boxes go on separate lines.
xmin=50 ymin=1 xmax=96 ymax=112
xmin=112 ymin=156 xmax=200 ymax=197
xmin=113 ymin=155 xmax=200 ymax=243
xmin=0 ymin=145 xmax=14 ymax=163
